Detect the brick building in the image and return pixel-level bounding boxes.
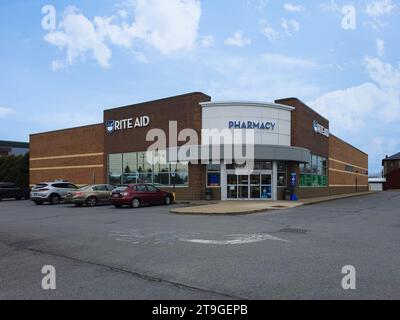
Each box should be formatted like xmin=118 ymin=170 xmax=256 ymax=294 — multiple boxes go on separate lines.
xmin=30 ymin=92 xmax=368 ymax=200
xmin=0 ymin=141 xmax=29 ymax=156
xmin=382 ymin=153 xmax=400 ymax=190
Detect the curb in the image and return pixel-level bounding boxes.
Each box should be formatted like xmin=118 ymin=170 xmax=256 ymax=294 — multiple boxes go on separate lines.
xmin=302 ymin=192 xmax=375 ymax=206
xmin=170 ymin=204 xmax=304 ymax=216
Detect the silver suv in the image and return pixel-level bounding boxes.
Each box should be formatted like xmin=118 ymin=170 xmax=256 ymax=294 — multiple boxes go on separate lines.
xmin=30 ymin=181 xmax=78 ymax=205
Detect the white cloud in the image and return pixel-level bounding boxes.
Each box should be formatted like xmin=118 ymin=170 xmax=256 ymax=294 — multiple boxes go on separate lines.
xmin=44 ymin=0 xmax=202 ymax=67
xmin=202 ymin=52 xmax=321 ymax=102
xmin=224 ymin=31 xmax=252 ymax=47
xmin=44 ymin=6 xmax=112 ymax=67
xmin=0 ymin=107 xmax=15 ymax=118
xmin=200 ymin=35 xmax=215 ymax=48
xmin=311 ymin=57 xmax=400 ymax=133
xmin=281 ymin=19 xmax=300 ymax=35
xmin=309 ymin=57 xmax=400 ymax=170
xmin=320 ymin=0 xmax=340 ymax=12
xmin=284 ymin=3 xmax=305 ymax=12
xmin=51 ymin=60 xmax=65 ymax=71
xmin=376 ymin=38 xmax=385 ymax=57
xmin=262 ymin=26 xmax=279 ymax=41
xmin=366 ymin=0 xmax=396 ymax=17
xmin=261 ymin=53 xmax=318 ymax=68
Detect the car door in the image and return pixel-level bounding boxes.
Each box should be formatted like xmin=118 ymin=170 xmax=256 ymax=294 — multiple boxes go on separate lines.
xmin=96 ymin=185 xmax=111 ymax=203
xmin=58 ymin=183 xmax=77 ymax=198
xmin=9 ymin=183 xmax=20 ymax=198
xmin=135 ymin=185 xmax=149 ymax=204
xmin=145 ymin=185 xmax=163 ymax=204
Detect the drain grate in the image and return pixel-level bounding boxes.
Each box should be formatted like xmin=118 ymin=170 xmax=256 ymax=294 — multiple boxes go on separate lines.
xmin=280 ymin=228 xmax=309 ymax=234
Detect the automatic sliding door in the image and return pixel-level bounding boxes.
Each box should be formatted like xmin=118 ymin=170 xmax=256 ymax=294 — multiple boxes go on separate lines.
xmin=250 ymin=174 xmax=261 ymax=199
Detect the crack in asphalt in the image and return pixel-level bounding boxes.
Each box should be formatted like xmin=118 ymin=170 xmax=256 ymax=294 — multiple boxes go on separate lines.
xmin=0 ymin=239 xmax=248 ymax=300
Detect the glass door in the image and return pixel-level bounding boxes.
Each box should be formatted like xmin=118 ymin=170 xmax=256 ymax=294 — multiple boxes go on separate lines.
xmin=226 ymin=172 xmax=273 ymax=200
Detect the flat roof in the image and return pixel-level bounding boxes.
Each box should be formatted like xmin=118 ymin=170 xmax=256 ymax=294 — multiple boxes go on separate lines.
xmin=104 ymin=92 xmax=211 ymax=112
xmin=200 ymin=101 xmax=295 ymax=112
xmin=0 ymin=140 xmax=29 ymax=148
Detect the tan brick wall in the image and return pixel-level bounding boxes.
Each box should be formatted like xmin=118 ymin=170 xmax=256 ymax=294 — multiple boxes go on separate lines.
xmin=329 ymin=134 xmax=368 ymax=188
xmin=29 ymin=124 xmax=105 ymax=185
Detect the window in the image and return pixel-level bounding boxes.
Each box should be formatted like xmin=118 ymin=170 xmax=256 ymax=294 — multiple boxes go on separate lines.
xmin=108 ymin=151 xmax=189 ymax=187
xmin=207 ymin=164 xmax=221 ymax=187
xmin=277 ymin=161 xmax=287 ymax=187
xmin=146 ymin=185 xmax=159 ymax=192
xmin=136 ymin=185 xmax=147 ymax=192
xmin=300 ymin=155 xmax=328 ymax=187
xmin=170 ymin=162 xmax=189 ymax=186
xmin=109 ymin=154 xmax=123 ymax=185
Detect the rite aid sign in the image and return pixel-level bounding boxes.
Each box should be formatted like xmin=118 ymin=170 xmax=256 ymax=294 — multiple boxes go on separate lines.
xmin=313 ymin=120 xmax=329 ymax=138
xmin=106 ymin=116 xmax=150 ymax=134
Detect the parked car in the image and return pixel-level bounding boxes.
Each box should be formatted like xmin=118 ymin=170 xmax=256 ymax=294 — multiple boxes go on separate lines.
xmin=65 ymin=184 xmax=115 ymax=207
xmin=30 ymin=181 xmax=78 ymax=205
xmin=0 ymin=182 xmax=30 ymax=201
xmin=110 ymin=184 xmax=174 ymax=208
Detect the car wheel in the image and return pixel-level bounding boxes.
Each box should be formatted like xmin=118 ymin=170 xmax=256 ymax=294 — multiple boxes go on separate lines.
xmin=86 ymin=196 xmax=98 ymax=207
xmin=34 ymin=201 xmax=43 ymax=205
xmin=49 ymin=194 xmax=61 ymax=205
xmin=131 ymin=198 xmax=140 ymax=209
xmin=165 ymin=196 xmax=172 ymax=205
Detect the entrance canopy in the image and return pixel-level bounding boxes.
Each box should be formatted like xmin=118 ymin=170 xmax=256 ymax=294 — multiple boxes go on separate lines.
xmin=168 ymin=144 xmax=311 ymax=164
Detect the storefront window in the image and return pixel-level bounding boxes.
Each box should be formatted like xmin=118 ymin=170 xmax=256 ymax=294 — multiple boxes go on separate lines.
xmin=108 ymin=151 xmax=189 ymax=187
xmin=254 ymin=161 xmax=272 ymax=170
xmin=109 ymin=154 xmax=123 ymax=185
xmin=300 ymin=154 xmax=328 ymax=187
xmin=170 ymin=162 xmax=189 ymax=186
xmin=277 ymin=161 xmax=287 ymax=187
xmin=207 ymin=164 xmax=221 ymax=187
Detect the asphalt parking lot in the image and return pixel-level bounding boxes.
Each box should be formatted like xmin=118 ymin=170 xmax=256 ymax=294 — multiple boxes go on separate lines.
xmin=0 ymin=191 xmax=399 ymax=300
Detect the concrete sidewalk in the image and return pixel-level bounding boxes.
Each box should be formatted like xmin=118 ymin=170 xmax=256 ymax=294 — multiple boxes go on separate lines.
xmin=171 ymin=191 xmax=375 ymax=215
xmin=171 ymin=200 xmax=303 ymax=215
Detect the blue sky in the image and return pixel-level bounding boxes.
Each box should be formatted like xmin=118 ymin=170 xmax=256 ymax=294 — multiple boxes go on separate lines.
xmin=0 ymin=0 xmax=399 ymax=173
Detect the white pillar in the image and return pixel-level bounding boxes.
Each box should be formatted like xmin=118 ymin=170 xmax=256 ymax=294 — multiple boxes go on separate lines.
xmin=272 ymin=161 xmax=278 ymax=201
xmin=221 ymin=163 xmax=227 ymax=201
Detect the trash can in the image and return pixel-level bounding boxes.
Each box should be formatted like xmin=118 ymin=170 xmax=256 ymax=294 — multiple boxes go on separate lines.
xmin=284 ymin=188 xmax=293 ymax=201
xmin=205 ymin=188 xmax=213 ymax=201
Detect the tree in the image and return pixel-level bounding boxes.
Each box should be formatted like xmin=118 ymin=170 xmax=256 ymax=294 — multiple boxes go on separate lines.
xmin=0 ymin=153 xmax=29 ymax=187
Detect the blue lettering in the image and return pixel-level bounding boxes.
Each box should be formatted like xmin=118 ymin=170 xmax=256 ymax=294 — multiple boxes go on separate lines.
xmin=229 ymin=121 xmax=234 ymax=129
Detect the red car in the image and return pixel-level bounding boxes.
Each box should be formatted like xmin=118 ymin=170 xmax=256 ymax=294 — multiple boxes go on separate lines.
xmin=110 ymin=184 xmax=174 ymax=208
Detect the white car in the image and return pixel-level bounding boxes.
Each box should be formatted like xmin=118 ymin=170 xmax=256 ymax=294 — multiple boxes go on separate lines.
xmin=30 ymin=181 xmax=78 ymax=205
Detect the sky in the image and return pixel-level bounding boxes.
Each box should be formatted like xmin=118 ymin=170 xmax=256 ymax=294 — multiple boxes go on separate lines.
xmin=0 ymin=0 xmax=399 ymax=173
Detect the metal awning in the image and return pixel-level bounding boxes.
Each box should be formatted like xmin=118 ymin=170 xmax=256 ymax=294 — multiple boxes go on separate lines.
xmin=167 ymin=144 xmax=311 ymax=163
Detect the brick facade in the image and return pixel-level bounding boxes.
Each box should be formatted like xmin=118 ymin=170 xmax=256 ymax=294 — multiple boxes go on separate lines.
xmin=30 ymin=124 xmax=105 ymax=185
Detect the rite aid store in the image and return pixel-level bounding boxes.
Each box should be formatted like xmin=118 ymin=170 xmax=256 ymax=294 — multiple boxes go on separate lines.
xmin=30 ymin=92 xmax=369 ymax=201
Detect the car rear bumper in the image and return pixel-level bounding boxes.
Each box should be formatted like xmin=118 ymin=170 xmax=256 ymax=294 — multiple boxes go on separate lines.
xmin=30 ymin=196 xmax=50 ymax=202
xmin=110 ymin=197 xmax=132 ymax=205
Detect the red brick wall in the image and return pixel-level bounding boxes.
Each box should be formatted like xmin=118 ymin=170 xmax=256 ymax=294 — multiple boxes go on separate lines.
xmin=329 ymin=134 xmax=368 ymax=189
xmin=30 ymin=124 xmax=105 ymax=185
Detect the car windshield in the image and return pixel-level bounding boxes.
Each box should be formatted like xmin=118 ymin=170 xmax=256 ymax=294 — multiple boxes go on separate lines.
xmin=113 ymin=186 xmax=128 ymax=192
xmin=78 ymin=185 xmax=91 ymax=191
xmin=33 ymin=184 xmax=48 ymax=189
